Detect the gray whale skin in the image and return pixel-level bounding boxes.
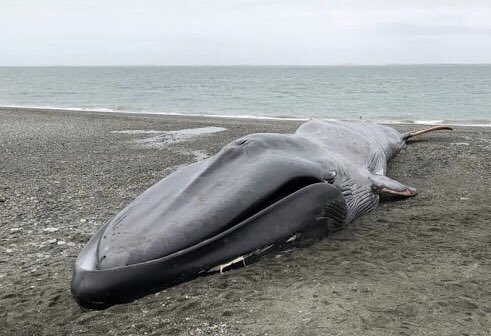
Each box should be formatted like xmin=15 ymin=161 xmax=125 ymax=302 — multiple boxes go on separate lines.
xmin=71 ymin=120 xmax=451 ymax=309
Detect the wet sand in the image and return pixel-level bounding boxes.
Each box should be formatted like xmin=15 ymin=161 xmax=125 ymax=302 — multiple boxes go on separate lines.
xmin=0 ymin=107 xmax=489 ymax=336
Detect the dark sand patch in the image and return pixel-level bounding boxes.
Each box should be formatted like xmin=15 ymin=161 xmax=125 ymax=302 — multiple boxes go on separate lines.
xmin=0 ymin=107 xmax=489 ymax=336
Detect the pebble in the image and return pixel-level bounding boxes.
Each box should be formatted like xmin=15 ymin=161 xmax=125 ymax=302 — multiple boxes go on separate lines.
xmin=42 ymin=227 xmax=58 ymax=232
xmin=10 ymin=228 xmax=21 ymax=232
xmin=0 ymin=196 xmax=6 ymax=202
xmin=47 ymin=239 xmax=57 ymax=244
xmin=80 ymin=218 xmax=87 ymax=223
xmin=57 ymin=241 xmax=66 ymax=246
xmin=6 ymin=249 xmax=13 ymax=253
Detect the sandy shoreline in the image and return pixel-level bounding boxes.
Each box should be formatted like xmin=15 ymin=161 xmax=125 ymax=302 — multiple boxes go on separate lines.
xmin=0 ymin=107 xmax=489 ymax=335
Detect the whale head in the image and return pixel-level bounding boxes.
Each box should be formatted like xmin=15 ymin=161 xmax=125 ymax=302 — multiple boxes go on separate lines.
xmin=72 ymin=132 xmax=348 ymax=309
xmin=97 ymin=133 xmax=344 ymax=269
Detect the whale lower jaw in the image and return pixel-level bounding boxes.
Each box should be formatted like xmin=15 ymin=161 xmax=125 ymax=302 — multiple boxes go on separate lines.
xmin=71 ymin=183 xmax=346 ymax=309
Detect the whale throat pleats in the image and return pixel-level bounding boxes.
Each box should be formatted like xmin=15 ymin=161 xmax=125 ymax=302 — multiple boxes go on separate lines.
xmin=339 ymin=177 xmax=379 ymax=223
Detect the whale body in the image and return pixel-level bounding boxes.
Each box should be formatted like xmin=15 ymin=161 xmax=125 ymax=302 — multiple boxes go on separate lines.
xmin=71 ymin=120 xmax=451 ymax=309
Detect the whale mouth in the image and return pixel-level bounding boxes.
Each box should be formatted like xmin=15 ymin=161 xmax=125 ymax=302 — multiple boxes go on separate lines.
xmin=95 ymin=175 xmax=325 ymax=270
xmin=222 ymin=176 xmax=323 ymax=232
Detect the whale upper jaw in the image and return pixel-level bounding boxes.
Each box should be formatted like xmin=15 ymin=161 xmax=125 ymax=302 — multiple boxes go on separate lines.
xmin=95 ymin=133 xmax=340 ymax=270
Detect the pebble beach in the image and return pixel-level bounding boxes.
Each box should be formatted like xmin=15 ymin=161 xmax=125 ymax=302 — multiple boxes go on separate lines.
xmin=0 ymin=107 xmax=489 ymax=335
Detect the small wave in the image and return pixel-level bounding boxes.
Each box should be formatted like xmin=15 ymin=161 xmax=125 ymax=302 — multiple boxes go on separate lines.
xmin=413 ymin=120 xmax=445 ymax=125
xmin=1 ymin=104 xmax=489 ymax=127
xmin=0 ymin=104 xmax=118 ymax=113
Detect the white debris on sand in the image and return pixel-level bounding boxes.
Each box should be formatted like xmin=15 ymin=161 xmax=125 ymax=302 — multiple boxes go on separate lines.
xmin=113 ymin=127 xmax=227 ymax=149
xmin=42 ymin=227 xmax=59 ymax=233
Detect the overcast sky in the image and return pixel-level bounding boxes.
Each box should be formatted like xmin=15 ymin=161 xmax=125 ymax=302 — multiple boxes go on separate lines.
xmin=1 ymin=0 xmax=490 ymax=65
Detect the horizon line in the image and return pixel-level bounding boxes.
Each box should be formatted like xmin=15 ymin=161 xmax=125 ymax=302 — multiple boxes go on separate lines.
xmin=1 ymin=63 xmax=490 ymax=67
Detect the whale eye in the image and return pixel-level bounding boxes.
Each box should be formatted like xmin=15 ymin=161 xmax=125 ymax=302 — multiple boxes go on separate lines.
xmin=324 ymin=171 xmax=336 ymax=184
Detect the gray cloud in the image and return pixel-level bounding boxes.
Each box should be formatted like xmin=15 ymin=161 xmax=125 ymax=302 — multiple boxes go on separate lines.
xmin=0 ymin=0 xmax=490 ymax=65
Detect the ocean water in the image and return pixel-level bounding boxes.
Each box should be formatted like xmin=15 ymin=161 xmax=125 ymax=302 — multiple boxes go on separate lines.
xmin=0 ymin=65 xmax=490 ymax=125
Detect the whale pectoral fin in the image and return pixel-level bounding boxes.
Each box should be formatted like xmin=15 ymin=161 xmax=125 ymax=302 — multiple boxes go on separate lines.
xmin=370 ymin=175 xmax=417 ymax=197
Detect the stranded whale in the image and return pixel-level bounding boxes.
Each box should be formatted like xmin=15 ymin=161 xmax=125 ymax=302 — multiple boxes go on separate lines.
xmin=71 ymin=120 xmax=451 ymax=309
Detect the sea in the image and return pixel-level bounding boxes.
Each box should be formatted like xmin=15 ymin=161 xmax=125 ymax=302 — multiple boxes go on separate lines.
xmin=0 ymin=65 xmax=490 ymax=126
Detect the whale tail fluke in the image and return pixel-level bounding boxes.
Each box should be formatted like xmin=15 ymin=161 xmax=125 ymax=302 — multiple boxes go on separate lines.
xmin=403 ymin=125 xmax=453 ymax=141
